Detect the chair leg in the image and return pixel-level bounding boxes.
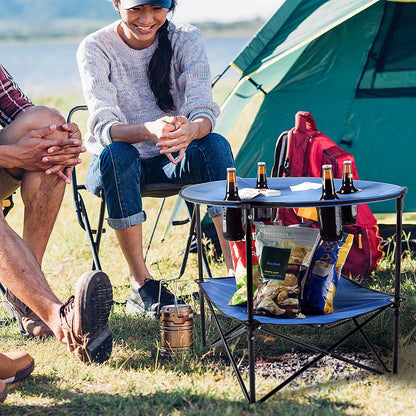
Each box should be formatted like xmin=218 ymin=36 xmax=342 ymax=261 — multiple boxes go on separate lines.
xmin=195 ymin=204 xmax=206 ymax=347
xmin=92 ymin=191 xmax=106 ymax=270
xmin=142 ymin=196 xmax=212 ymax=279
xmin=79 ymin=194 xmax=103 ymax=271
xmin=162 ymin=196 xmax=186 ymax=242
xmin=144 ymin=197 xmax=166 ymax=262
xmin=1 ymin=194 xmax=14 ymax=218
xmin=74 ymin=187 xmax=105 ymax=271
xmin=177 ymin=211 xmax=195 ymax=278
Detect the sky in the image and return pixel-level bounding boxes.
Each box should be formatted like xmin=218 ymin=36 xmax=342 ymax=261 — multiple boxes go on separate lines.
xmin=172 ymin=0 xmax=284 ymax=23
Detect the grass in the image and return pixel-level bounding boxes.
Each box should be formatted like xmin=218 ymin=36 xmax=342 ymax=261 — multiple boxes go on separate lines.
xmin=1 ymin=93 xmax=416 ymax=414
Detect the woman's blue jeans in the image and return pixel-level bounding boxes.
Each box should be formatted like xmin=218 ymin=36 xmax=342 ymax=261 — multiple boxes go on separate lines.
xmin=85 ymin=133 xmax=235 ymax=230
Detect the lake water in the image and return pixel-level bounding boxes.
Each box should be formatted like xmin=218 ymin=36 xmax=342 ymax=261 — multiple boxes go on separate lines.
xmin=0 ymin=36 xmax=249 ymax=98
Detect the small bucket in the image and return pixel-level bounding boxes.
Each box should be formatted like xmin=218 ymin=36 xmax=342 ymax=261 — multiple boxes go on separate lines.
xmin=160 ymin=304 xmax=193 ymax=357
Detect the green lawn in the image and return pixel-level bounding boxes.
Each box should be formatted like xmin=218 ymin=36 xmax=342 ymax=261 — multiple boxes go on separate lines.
xmin=0 ymin=94 xmax=415 ymax=415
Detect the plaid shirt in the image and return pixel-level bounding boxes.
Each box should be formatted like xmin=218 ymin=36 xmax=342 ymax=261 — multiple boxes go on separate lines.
xmin=0 ymin=62 xmax=33 ymax=128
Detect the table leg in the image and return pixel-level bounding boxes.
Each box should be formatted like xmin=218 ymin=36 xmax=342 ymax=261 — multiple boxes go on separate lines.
xmin=195 ymin=204 xmax=206 ymax=347
xmin=244 ymin=206 xmax=256 ymax=403
xmin=393 ymin=195 xmax=404 ymax=373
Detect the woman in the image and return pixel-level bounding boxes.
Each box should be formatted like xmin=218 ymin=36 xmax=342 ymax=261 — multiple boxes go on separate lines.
xmin=77 ymin=0 xmax=235 ymax=316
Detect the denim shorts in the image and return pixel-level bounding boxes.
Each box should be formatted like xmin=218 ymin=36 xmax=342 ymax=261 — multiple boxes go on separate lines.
xmin=85 ymin=133 xmax=235 ymax=230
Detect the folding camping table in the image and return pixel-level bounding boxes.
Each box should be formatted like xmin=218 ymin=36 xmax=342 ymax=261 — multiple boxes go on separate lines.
xmin=180 ymin=177 xmax=407 ymax=404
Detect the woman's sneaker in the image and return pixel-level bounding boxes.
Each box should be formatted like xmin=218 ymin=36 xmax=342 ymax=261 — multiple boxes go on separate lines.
xmin=126 ymin=279 xmax=181 ymax=317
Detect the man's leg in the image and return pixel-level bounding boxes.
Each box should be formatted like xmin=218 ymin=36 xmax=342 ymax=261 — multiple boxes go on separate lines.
xmin=0 ymin=106 xmax=67 ymax=265
xmin=1 ymin=159 xmax=66 ymax=336
xmin=0 ymin=211 xmax=66 ymax=339
xmin=0 ymin=106 xmax=69 ymax=336
xmin=20 ymin=170 xmax=65 ymax=265
xmin=0 ymin=211 xmax=113 ymax=363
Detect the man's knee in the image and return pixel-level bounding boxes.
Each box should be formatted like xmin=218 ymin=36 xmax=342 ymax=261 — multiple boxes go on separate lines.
xmin=17 ymin=106 xmax=65 ymax=131
xmin=0 ymin=106 xmax=67 ymax=145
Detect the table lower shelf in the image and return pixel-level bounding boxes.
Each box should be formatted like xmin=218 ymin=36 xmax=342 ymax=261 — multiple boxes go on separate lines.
xmin=198 ymin=276 xmax=393 ymax=326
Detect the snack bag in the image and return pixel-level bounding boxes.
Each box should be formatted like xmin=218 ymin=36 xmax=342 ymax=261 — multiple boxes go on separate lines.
xmin=228 ymin=225 xmax=261 ymax=306
xmin=253 ymin=225 xmax=320 ymax=318
xmin=253 ymin=273 xmax=304 ymax=318
xmin=255 ymin=225 xmax=320 ymax=280
xmin=300 ymin=234 xmax=354 ymax=314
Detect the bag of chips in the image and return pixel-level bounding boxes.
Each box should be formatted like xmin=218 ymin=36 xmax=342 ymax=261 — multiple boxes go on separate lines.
xmin=252 ymin=225 xmax=320 ymax=318
xmin=300 ymin=234 xmax=354 ymax=314
xmin=255 ymin=225 xmax=320 ymax=280
xmin=253 ymin=273 xmax=304 ymax=318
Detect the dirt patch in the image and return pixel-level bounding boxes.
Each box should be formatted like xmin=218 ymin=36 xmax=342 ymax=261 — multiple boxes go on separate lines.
xmin=239 ymin=348 xmax=386 ymax=382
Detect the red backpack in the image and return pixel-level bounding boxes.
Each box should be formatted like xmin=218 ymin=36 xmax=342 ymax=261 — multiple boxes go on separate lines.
xmin=272 ymin=111 xmax=384 ymax=280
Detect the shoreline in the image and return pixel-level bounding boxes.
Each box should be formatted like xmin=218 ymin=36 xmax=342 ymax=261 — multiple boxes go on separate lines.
xmin=0 ymin=18 xmax=264 ymax=43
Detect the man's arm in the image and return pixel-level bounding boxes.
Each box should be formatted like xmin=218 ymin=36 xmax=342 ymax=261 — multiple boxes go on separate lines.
xmin=0 ymin=64 xmax=85 ymax=182
xmin=0 ymin=63 xmax=33 ymax=128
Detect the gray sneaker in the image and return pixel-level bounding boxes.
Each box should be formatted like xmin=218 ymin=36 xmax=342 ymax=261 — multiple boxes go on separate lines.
xmin=126 ymin=279 xmax=181 ymax=317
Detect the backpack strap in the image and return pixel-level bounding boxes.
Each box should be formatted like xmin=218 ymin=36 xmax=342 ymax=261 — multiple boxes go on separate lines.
xmin=271 ymin=130 xmax=291 ymax=177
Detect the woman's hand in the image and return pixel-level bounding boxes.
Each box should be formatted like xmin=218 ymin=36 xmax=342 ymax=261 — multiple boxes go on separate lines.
xmin=142 ymin=116 xmax=176 ymax=163
xmin=114 ymin=115 xmax=211 ymax=165
xmin=156 ymin=116 xmax=194 ymax=164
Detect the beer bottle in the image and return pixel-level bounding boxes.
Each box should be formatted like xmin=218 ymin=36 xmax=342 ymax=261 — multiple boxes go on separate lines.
xmin=338 ymin=160 xmax=358 ymax=225
xmin=253 ymin=162 xmax=273 ymax=222
xmin=222 ymin=167 xmax=244 ymax=241
xmin=318 ymin=164 xmax=343 ymax=241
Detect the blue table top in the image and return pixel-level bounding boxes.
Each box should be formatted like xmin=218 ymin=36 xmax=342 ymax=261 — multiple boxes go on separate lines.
xmin=180 ymin=177 xmax=406 ymax=208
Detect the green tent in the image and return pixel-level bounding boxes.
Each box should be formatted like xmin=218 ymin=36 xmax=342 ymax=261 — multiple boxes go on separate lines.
xmin=215 ymin=0 xmax=416 ymax=213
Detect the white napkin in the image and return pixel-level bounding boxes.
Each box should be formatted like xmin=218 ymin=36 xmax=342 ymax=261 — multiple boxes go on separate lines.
xmin=290 ymin=182 xmax=321 ymax=191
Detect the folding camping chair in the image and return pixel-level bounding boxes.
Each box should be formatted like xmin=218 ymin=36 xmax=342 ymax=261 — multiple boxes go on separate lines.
xmin=1 ymin=194 xmax=14 ymax=217
xmin=67 ymin=105 xmax=212 ymax=277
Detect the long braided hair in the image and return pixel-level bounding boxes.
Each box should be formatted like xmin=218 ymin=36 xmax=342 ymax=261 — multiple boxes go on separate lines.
xmin=148 ymin=14 xmax=176 ymax=112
